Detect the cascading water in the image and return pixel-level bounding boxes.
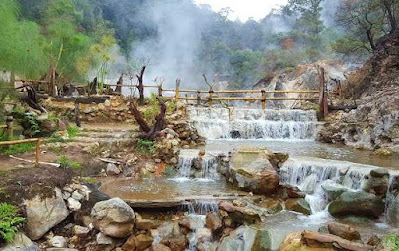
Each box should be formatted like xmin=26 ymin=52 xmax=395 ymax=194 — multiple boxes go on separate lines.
xmin=188 ymin=107 xmax=318 ymax=140
xmin=280 ymin=157 xmax=375 ymax=214
xmin=176 ymin=149 xmax=220 ymax=180
xmin=385 ymin=173 xmax=399 ymax=226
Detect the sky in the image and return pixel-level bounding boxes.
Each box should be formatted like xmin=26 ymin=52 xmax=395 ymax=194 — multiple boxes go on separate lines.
xmin=194 ymin=0 xmax=289 ymax=21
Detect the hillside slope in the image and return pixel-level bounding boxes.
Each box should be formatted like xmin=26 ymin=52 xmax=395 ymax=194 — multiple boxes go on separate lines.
xmin=319 ymin=30 xmax=399 ymax=152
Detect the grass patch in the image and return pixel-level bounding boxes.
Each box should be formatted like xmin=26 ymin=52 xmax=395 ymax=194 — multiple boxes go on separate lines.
xmin=137 ymin=139 xmax=156 ymax=154
xmin=67 ymin=125 xmax=80 ymax=138
xmin=79 ymin=177 xmax=97 ymax=184
xmin=0 ymin=203 xmax=25 ymax=243
xmin=384 ymin=235 xmax=399 ymax=250
xmin=0 ymin=135 xmax=36 ymax=155
xmin=59 ymin=156 xmax=81 ymax=170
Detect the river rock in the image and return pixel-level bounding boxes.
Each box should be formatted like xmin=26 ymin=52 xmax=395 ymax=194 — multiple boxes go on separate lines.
xmin=0 ymin=232 xmax=37 ymax=251
xmin=328 ymin=191 xmax=384 ymax=218
xmin=205 ymin=212 xmax=223 ymax=231
xmin=228 ymin=147 xmax=282 ymax=195
xmin=49 ymin=236 xmax=68 ymax=248
xmin=106 ymin=163 xmax=121 ymax=176
xmin=280 ymin=232 xmax=335 ymax=251
xmin=73 ymin=225 xmax=90 ymax=237
xmin=321 ymin=182 xmax=349 ymax=200
xmin=91 ymin=198 xmax=135 ymax=238
xmin=25 ymin=188 xmax=69 ymax=240
xmin=257 ymin=199 xmax=283 ymax=214
xmin=285 ymin=198 xmax=311 ymax=215
xmin=327 ymin=222 xmax=361 ymax=241
xmin=122 ymin=233 xmax=153 ymax=251
xmin=135 ymin=219 xmax=161 ymax=230
xmin=218 ymin=225 xmax=272 ymax=251
xmin=219 ymin=201 xmax=261 ymax=225
xmin=363 ymin=171 xmax=389 ymax=196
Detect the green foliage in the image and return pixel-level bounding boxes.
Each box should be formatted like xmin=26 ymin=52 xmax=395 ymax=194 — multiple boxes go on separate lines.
xmin=143 ymin=93 xmax=161 ymax=121
xmin=137 ymin=139 xmax=156 ymax=154
xmin=384 ymin=235 xmax=399 ymax=251
xmin=0 ymin=203 xmax=25 ymax=243
xmin=58 ymin=155 xmax=81 ymax=169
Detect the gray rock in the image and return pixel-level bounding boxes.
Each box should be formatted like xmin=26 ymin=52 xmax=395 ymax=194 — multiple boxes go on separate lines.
xmin=71 ymin=191 xmax=84 ymax=201
xmin=91 ymin=198 xmax=135 ymax=238
xmin=328 ymin=191 xmax=384 ymax=218
xmin=67 ymin=197 xmax=81 ymax=211
xmin=25 ymin=188 xmax=69 ymax=240
xmin=96 ymin=233 xmax=114 ymax=245
xmin=321 ymin=182 xmax=349 ymax=200
xmin=217 ymin=225 xmax=271 ymax=251
xmin=106 ymin=163 xmax=120 ymax=176
xmin=49 ymin=236 xmax=68 ymax=248
xmin=285 ymin=198 xmax=311 ymax=215
xmin=73 ymin=225 xmax=90 ymax=236
xmin=0 ymin=232 xmax=37 ymax=251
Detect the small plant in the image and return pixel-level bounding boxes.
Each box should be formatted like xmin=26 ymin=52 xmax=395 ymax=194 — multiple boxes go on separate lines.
xmin=67 ymin=125 xmax=80 ymax=138
xmin=162 ymin=166 xmax=177 ymax=177
xmin=137 ymin=139 xmax=156 ymax=154
xmin=59 ymin=155 xmax=81 ymax=170
xmin=0 ymin=203 xmax=25 ymax=243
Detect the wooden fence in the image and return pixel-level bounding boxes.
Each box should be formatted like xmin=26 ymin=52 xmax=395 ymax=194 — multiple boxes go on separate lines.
xmin=0 ymin=138 xmax=41 ymax=167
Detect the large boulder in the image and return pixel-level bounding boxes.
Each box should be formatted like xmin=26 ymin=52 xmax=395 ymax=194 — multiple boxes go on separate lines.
xmin=25 ymin=188 xmax=69 ymax=240
xmin=328 ymin=191 xmax=384 ymax=218
xmin=91 ymin=198 xmax=135 ymax=238
xmin=227 ymin=147 xmax=283 ymax=195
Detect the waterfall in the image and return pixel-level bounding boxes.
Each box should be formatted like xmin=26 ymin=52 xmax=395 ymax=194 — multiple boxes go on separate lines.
xmin=280 ymin=157 xmax=374 ymax=214
xmin=188 ymin=107 xmax=318 ymax=140
xmin=176 ymin=149 xmax=220 ymax=180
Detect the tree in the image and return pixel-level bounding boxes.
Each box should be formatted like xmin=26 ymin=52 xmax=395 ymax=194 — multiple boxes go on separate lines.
xmin=334 ymin=0 xmax=399 ymax=55
xmin=289 ymin=0 xmax=325 ymax=48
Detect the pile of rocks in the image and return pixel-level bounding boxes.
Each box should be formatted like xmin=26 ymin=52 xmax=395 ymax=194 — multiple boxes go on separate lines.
xmin=167 ymin=119 xmax=206 ymax=148
xmin=154 ymin=128 xmax=181 ymax=165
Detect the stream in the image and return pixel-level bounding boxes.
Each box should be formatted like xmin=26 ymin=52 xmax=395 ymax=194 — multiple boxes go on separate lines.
xmin=100 ymin=107 xmax=399 ymax=250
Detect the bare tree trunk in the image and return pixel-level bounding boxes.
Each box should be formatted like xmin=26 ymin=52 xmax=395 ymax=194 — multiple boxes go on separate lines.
xmin=129 ymin=98 xmax=167 ymax=140
xmin=136 ymin=66 xmax=146 ymax=105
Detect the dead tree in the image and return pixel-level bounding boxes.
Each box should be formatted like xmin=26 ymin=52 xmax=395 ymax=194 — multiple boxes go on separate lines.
xmin=115 ymin=74 xmax=124 ymax=95
xmin=129 ymin=97 xmax=167 ymax=140
xmin=136 ymin=66 xmax=146 ymax=105
xmin=17 ymin=85 xmax=47 ymax=113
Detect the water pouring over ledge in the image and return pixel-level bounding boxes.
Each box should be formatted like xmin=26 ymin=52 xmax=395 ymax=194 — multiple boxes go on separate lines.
xmin=188 ymin=107 xmax=319 ymax=140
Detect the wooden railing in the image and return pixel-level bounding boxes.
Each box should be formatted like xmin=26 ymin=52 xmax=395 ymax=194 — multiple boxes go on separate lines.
xmin=0 ymin=138 xmax=41 ymax=167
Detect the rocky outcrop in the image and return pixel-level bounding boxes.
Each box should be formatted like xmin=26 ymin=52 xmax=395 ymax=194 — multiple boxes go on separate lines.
xmin=91 ymin=198 xmax=136 ymax=238
xmin=328 ymin=191 xmax=384 ymax=218
xmin=0 ymin=232 xmax=37 ymax=251
xmin=319 ymin=31 xmax=399 ymax=152
xmin=25 ymin=188 xmax=69 ymax=240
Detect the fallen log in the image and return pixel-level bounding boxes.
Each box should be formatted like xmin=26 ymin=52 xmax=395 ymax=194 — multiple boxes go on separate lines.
xmin=9 ymin=155 xmax=60 ymax=168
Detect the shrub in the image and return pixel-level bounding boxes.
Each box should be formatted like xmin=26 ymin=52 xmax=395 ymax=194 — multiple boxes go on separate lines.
xmin=67 ymin=125 xmax=80 ymax=138
xmin=59 ymin=155 xmax=81 ymax=170
xmin=137 ymin=139 xmax=156 ymax=154
xmin=0 ymin=203 xmax=25 ymax=243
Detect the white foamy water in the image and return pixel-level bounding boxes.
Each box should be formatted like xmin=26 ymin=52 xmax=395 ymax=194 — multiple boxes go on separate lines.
xmin=176 ymin=149 xmax=220 ymax=179
xmin=188 ymin=107 xmax=318 ymax=140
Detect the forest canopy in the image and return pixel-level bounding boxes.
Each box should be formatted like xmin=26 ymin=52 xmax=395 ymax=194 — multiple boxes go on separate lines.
xmin=0 ymin=0 xmax=397 ymax=88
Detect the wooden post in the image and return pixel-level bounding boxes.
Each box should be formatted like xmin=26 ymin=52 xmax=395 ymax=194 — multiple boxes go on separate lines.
xmin=261 ymin=90 xmax=266 ymax=110
xmin=209 ymin=89 xmax=214 ymax=108
xmin=35 ymin=138 xmax=40 ymax=167
xmin=75 ymin=100 xmax=81 ymax=127
xmin=5 ymin=116 xmax=13 ymax=140
xmin=175 ymin=79 xmax=181 ymax=101
xmin=49 ymin=56 xmax=57 ymax=97
xmin=158 ymin=84 xmax=163 ymax=98
xmin=318 ymin=67 xmax=328 ymax=118
xmin=197 ymin=91 xmax=201 ymax=106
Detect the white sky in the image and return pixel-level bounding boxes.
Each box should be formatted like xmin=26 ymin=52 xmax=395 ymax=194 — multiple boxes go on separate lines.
xmin=194 ymin=0 xmax=289 ymax=22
